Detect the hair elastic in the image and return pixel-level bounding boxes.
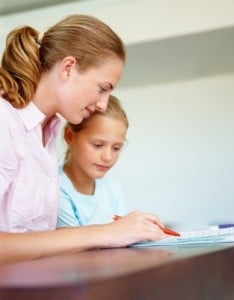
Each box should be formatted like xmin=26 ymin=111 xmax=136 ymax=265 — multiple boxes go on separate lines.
xmin=37 ymin=31 xmax=44 ymax=45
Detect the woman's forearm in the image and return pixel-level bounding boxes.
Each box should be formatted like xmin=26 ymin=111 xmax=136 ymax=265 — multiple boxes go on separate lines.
xmin=0 ymin=211 xmax=166 ymax=265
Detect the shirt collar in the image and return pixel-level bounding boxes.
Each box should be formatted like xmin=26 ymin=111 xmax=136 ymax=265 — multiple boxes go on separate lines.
xmin=17 ymin=101 xmax=60 ymax=132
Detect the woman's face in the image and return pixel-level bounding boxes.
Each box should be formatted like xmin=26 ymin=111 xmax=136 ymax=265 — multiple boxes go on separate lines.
xmin=56 ymin=56 xmax=124 ymax=124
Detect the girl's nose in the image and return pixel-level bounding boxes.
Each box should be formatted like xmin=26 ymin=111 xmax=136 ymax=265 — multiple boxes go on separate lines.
xmin=101 ymin=148 xmax=112 ymax=161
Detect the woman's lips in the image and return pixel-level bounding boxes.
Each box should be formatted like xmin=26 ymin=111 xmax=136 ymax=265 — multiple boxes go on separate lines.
xmin=83 ymin=107 xmax=94 ymax=118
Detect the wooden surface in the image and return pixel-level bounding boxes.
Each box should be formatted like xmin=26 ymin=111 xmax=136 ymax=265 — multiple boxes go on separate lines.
xmin=0 ymin=244 xmax=233 ymax=300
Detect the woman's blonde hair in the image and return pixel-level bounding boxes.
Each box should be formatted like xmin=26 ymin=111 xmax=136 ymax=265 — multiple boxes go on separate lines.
xmin=64 ymin=94 xmax=129 ymax=161
xmin=0 ymin=14 xmax=125 ymax=108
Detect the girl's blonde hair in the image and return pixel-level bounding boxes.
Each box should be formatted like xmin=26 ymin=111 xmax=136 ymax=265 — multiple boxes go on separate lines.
xmin=64 ymin=94 xmax=129 ymax=161
xmin=0 ymin=14 xmax=125 ymax=108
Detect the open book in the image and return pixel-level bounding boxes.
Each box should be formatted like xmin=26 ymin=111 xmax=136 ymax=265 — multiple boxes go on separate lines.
xmin=132 ymin=227 xmax=234 ymax=248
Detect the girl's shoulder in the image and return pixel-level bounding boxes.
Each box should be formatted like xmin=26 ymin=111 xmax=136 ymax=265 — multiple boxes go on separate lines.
xmin=97 ymin=176 xmax=122 ymax=192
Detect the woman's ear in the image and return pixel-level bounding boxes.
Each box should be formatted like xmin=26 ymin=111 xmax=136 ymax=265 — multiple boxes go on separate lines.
xmin=60 ymin=56 xmax=76 ymax=81
xmin=64 ymin=126 xmax=74 ymax=145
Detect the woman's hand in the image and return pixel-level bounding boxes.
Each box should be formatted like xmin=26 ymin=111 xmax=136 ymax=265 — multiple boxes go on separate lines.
xmin=99 ymin=210 xmax=167 ymax=248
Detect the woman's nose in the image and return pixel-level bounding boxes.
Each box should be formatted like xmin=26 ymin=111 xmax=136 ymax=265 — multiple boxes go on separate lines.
xmin=96 ymin=95 xmax=109 ymax=112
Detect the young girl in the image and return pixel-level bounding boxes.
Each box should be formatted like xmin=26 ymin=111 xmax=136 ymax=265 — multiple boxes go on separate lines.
xmin=57 ymin=95 xmax=128 ymax=227
xmin=0 ymin=14 xmax=166 ymax=264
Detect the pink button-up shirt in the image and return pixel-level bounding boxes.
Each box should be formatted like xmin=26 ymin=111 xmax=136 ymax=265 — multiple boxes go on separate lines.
xmin=0 ymin=98 xmax=61 ymax=232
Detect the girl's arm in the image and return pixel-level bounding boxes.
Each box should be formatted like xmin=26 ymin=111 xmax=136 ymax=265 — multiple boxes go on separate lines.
xmin=0 ymin=211 xmax=166 ymax=265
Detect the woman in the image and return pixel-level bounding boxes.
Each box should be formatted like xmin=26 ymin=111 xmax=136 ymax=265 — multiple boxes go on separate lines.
xmin=0 ymin=14 xmax=166 ymax=264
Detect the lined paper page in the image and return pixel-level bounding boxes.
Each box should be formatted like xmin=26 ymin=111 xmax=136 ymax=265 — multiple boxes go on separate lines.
xmin=132 ymin=227 xmax=234 ymax=248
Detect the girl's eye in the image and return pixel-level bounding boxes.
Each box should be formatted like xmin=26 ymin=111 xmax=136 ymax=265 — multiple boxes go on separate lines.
xmin=93 ymin=143 xmax=102 ymax=148
xmin=113 ymin=146 xmax=122 ymax=152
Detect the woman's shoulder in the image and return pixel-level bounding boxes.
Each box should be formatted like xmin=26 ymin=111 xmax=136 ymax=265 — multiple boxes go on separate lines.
xmin=0 ymin=97 xmax=17 ymax=119
xmin=0 ymin=98 xmax=16 ymax=127
xmin=0 ymin=97 xmax=13 ymax=109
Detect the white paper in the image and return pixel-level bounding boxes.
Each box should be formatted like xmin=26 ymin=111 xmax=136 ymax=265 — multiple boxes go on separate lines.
xmin=132 ymin=227 xmax=234 ymax=248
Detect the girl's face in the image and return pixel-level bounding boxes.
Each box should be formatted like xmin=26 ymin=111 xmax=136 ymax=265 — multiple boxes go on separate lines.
xmin=56 ymin=56 xmax=124 ymax=124
xmin=65 ymin=115 xmax=127 ymax=180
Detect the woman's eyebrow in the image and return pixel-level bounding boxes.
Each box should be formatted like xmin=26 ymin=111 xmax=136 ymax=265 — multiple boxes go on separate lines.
xmin=102 ymin=82 xmax=113 ymax=90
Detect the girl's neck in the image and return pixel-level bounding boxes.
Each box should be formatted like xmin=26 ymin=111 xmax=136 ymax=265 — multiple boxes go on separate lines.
xmin=63 ymin=161 xmax=95 ymax=195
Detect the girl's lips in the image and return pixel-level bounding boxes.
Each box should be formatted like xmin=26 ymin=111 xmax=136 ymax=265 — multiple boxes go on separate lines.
xmin=95 ymin=164 xmax=110 ymax=171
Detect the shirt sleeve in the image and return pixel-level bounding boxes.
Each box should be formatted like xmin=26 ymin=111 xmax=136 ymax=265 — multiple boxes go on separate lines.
xmin=0 ymin=114 xmax=17 ymax=200
xmin=56 ymin=187 xmax=81 ymax=228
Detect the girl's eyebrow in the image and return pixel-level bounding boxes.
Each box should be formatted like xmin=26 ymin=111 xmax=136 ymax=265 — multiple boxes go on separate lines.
xmin=91 ymin=138 xmax=124 ymax=144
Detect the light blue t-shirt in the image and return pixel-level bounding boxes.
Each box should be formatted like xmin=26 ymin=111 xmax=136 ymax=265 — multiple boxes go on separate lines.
xmin=56 ymin=165 xmax=126 ymax=227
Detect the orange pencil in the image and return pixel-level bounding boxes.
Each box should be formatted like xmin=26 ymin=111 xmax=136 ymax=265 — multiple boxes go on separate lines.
xmin=113 ymin=214 xmax=122 ymax=221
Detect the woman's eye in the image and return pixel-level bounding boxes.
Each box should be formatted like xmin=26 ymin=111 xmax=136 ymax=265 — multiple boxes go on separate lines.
xmin=99 ymin=86 xmax=107 ymax=94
